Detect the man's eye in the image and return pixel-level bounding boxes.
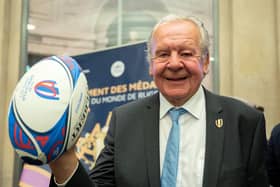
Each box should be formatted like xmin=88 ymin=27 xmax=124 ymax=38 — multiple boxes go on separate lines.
xmin=158 ymin=53 xmax=169 ymax=57
xmin=181 ymin=52 xmax=193 ymax=57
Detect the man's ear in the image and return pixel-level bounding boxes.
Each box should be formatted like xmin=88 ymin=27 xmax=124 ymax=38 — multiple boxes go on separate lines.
xmin=202 ymin=53 xmax=210 ymax=75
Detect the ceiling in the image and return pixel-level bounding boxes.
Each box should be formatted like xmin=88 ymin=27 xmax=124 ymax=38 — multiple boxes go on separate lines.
xmin=27 ymin=0 xmax=215 ymax=56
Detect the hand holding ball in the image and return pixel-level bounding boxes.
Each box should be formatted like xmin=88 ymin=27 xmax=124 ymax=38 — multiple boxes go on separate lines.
xmin=8 ymin=56 xmax=89 ymax=165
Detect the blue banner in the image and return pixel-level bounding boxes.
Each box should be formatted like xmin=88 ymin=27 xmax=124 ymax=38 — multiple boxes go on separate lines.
xmin=73 ymin=42 xmax=158 ymax=171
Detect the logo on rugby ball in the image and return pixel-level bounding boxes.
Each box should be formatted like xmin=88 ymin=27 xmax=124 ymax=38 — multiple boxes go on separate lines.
xmin=34 ymin=80 xmax=60 ymax=100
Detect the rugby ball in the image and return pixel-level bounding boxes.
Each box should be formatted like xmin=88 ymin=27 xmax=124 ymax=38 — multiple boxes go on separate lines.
xmin=8 ymin=56 xmax=89 ymax=165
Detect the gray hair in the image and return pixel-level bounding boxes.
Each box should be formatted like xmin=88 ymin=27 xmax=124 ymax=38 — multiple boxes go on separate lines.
xmin=146 ymin=14 xmax=210 ymax=63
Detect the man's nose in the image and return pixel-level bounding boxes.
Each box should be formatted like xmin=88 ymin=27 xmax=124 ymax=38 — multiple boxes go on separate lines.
xmin=167 ymin=53 xmax=183 ymax=69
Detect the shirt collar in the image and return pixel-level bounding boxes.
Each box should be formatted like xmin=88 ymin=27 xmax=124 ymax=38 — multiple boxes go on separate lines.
xmin=159 ymin=86 xmax=205 ymax=120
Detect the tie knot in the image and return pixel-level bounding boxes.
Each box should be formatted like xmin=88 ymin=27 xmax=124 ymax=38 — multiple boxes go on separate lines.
xmin=169 ymin=108 xmax=186 ymax=122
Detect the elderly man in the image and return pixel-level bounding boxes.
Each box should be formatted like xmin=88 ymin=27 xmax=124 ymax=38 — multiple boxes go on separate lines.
xmin=49 ymin=14 xmax=269 ymax=187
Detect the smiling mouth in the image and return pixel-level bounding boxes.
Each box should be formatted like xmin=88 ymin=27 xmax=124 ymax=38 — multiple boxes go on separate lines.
xmin=166 ymin=76 xmax=187 ymax=81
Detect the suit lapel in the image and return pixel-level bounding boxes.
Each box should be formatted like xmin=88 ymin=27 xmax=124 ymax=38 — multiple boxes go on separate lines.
xmin=202 ymin=89 xmax=225 ymax=187
xmin=143 ymin=93 xmax=161 ymax=187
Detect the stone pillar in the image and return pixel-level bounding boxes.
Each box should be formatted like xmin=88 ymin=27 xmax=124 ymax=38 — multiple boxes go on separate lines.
xmin=219 ymin=0 xmax=280 ymax=134
xmin=0 ymin=0 xmax=23 ymax=186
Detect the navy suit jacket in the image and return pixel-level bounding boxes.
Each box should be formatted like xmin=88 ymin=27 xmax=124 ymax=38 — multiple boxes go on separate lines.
xmin=50 ymin=89 xmax=269 ymax=187
xmin=267 ymin=123 xmax=280 ymax=187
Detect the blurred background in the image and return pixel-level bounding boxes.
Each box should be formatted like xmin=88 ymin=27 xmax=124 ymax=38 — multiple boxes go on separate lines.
xmin=26 ymin=0 xmax=215 ymax=64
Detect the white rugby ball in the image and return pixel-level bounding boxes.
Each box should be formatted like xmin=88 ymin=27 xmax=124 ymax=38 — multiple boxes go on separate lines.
xmin=8 ymin=56 xmax=89 ymax=165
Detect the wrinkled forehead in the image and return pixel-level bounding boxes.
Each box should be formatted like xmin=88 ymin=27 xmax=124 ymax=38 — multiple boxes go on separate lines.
xmin=151 ymin=20 xmax=201 ymax=51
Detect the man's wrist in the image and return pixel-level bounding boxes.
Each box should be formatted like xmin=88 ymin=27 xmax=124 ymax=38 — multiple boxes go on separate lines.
xmin=54 ymin=161 xmax=79 ymax=186
xmin=49 ymin=147 xmax=79 ymax=184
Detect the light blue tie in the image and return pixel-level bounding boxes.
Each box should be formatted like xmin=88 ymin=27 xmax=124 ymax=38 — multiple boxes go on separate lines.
xmin=161 ymin=108 xmax=186 ymax=187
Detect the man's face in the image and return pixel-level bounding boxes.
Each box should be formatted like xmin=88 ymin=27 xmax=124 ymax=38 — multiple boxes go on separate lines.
xmin=149 ymin=20 xmax=209 ymax=106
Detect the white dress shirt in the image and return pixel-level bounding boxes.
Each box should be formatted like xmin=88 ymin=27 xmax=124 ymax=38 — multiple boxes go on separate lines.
xmin=159 ymin=86 xmax=206 ymax=187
